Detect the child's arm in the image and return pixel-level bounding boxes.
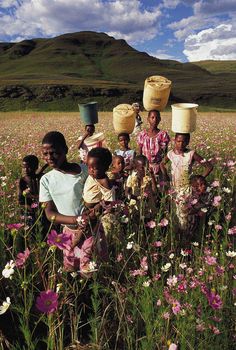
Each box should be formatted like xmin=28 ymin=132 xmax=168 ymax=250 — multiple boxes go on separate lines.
xmin=160 ymin=156 xmax=170 ymax=182
xmin=43 ymin=201 xmax=80 ymax=226
xmin=78 ymin=131 xmax=90 ymax=149
xmin=193 ymin=152 xmax=213 ymax=178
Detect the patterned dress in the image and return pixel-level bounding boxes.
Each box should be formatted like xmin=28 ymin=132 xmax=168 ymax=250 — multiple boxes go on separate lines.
xmin=137 ymin=129 xmax=170 ymax=175
xmin=167 ymin=149 xmax=195 ymax=230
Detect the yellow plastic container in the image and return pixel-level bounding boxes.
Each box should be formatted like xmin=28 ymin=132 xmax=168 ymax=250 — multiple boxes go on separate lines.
xmin=171 ymin=103 xmax=198 ymax=133
xmin=84 ymin=132 xmax=105 ymax=150
xmin=113 ymin=104 xmax=136 ymax=134
xmin=143 ymin=75 xmax=172 ymax=111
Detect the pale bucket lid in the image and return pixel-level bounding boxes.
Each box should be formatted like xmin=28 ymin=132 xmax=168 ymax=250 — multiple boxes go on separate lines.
xmin=84 ymin=132 xmax=104 ymax=146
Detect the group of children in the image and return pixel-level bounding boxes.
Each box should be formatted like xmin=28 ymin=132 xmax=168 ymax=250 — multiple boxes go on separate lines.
xmin=18 ymin=107 xmax=213 ymax=272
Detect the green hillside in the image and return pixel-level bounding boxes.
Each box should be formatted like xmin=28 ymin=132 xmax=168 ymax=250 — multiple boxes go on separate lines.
xmin=0 ymin=31 xmax=235 ymax=111
xmin=193 ymin=60 xmax=236 ymax=74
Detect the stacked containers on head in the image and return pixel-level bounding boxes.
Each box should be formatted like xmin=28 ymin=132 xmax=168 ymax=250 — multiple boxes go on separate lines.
xmin=78 ymin=101 xmax=105 ymax=149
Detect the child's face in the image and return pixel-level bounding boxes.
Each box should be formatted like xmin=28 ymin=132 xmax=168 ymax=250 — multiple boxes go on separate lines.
xmin=22 ymin=162 xmax=36 ymax=176
xmin=175 ymin=135 xmax=189 ymax=152
xmin=42 ymin=143 xmax=66 ymax=169
xmin=192 ymin=179 xmax=207 ymax=195
xmin=148 ymin=111 xmax=160 ymax=128
xmin=135 ymin=160 xmax=146 ymax=177
xmin=87 ymin=157 xmax=105 ymax=179
xmin=85 ymin=125 xmax=95 ymax=136
xmin=113 ymin=157 xmax=125 ymax=172
xmin=118 ymin=135 xmax=129 ymax=149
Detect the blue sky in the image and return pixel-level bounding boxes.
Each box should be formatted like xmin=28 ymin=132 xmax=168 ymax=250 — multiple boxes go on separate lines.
xmin=0 ymin=0 xmax=235 ymax=62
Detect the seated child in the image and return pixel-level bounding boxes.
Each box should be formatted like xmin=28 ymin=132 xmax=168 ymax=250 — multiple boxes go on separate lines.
xmin=114 ymin=133 xmax=135 ymax=171
xmin=18 ymin=155 xmax=48 ymax=224
xmin=108 ymin=155 xmax=127 ymax=200
xmin=160 ymin=133 xmax=213 ymax=232
xmin=125 ymin=155 xmax=157 ymax=220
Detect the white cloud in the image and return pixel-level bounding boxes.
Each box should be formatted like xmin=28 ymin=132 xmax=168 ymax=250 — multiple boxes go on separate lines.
xmin=161 ymin=0 xmax=181 ymax=9
xmin=0 ymin=0 xmax=161 ymax=43
xmin=194 ymin=0 xmax=236 ymax=15
xmin=183 ymin=23 xmax=236 ymax=61
xmin=0 ymin=0 xmax=18 ymax=8
xmin=149 ymin=49 xmax=179 ymax=61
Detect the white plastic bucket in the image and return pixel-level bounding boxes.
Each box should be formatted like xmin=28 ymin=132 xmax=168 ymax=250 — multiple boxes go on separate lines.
xmin=84 ymin=132 xmax=105 ymax=150
xmin=171 ymin=103 xmax=198 ymax=133
xmin=113 ymin=104 xmax=136 ymax=134
xmin=143 ymin=76 xmax=172 ymax=111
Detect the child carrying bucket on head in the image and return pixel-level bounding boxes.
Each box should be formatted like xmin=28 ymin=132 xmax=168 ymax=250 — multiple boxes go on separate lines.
xmin=137 ymin=110 xmax=170 ymax=177
xmin=160 ymin=133 xmax=213 ymax=235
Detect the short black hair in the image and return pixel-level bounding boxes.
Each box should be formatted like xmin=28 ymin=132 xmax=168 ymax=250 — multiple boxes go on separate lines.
xmin=87 ymin=147 xmax=112 ymax=171
xmin=113 ymin=155 xmax=125 ymax=164
xmin=118 ymin=132 xmax=130 ymax=141
xmin=42 ymin=131 xmax=68 ymax=153
xmin=175 ymin=133 xmax=190 ymax=144
xmin=22 ymin=155 xmax=39 ymax=169
xmin=148 ymin=110 xmax=161 ymax=119
xmin=134 ymin=154 xmax=148 ymax=167
xmin=190 ymin=175 xmax=207 ymax=186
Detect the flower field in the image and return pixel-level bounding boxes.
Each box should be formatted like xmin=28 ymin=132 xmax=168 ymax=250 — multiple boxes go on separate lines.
xmin=0 ymin=111 xmax=235 ymax=350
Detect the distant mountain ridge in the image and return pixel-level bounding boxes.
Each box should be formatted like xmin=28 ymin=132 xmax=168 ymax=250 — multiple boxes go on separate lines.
xmin=0 ymin=31 xmax=235 ymax=111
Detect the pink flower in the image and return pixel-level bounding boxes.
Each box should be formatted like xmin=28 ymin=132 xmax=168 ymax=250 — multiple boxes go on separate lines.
xmin=47 ymin=230 xmax=72 ymax=250
xmin=204 ymin=255 xmax=217 ymax=266
xmin=146 ymin=220 xmax=156 ymax=228
xmin=156 ymin=299 xmax=162 ymax=306
xmin=153 ymin=273 xmax=161 ymax=281
xmin=169 ymin=344 xmax=177 ymax=350
xmin=7 ymin=223 xmax=24 ymax=231
xmin=228 ymin=226 xmax=236 ymax=235
xmin=225 ymin=212 xmax=232 ymax=221
xmin=172 ymin=300 xmax=181 ymax=315
xmin=140 ymin=256 xmax=148 ymax=271
xmin=153 ymin=241 xmax=162 ymax=247
xmin=206 ymin=290 xmax=223 ymax=310
xmin=212 ymin=196 xmax=222 ymax=207
xmin=36 ymin=290 xmax=58 ymax=314
xmin=116 ymin=253 xmax=123 ymax=262
xmin=211 ymin=180 xmax=220 ymax=187
xmin=31 ymin=203 xmax=38 ymax=209
xmin=158 ymin=218 xmax=169 ymax=227
xmin=130 ymin=269 xmax=147 ymax=277
xmin=15 ymin=248 xmax=30 ymax=268
xmin=215 ymin=225 xmax=222 ymax=231
xmin=162 ymin=312 xmax=170 ymax=319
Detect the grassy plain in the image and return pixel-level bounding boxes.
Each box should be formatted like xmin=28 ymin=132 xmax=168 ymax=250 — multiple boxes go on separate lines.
xmin=0 ymin=112 xmax=235 ymax=349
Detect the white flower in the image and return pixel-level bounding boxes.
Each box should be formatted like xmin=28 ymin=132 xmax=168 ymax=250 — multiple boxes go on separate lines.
xmin=201 ymin=207 xmax=208 ymax=213
xmin=126 ymin=241 xmax=134 ymax=250
xmin=121 ymin=215 xmax=129 ymax=223
xmin=208 ymin=220 xmax=215 ymax=226
xmin=179 ymin=263 xmax=187 ymax=269
xmin=2 ymin=260 xmax=15 ymax=279
xmin=167 ymin=275 xmax=178 ymax=287
xmin=142 ymin=280 xmax=151 ymax=287
xmin=226 ymin=250 xmax=236 ymax=258
xmin=88 ymin=261 xmax=97 ymax=271
xmin=169 ymin=253 xmax=175 ymax=259
xmin=161 ymin=262 xmax=171 ymax=272
xmin=56 ymin=283 xmax=63 ymax=293
xmin=0 ymin=297 xmax=11 ymax=315
xmin=192 ymin=242 xmax=199 ymax=247
xmin=223 ymin=187 xmax=231 ymax=194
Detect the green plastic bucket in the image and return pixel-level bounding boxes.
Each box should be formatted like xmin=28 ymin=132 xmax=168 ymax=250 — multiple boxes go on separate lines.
xmin=78 ymin=101 xmax=98 ymax=125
